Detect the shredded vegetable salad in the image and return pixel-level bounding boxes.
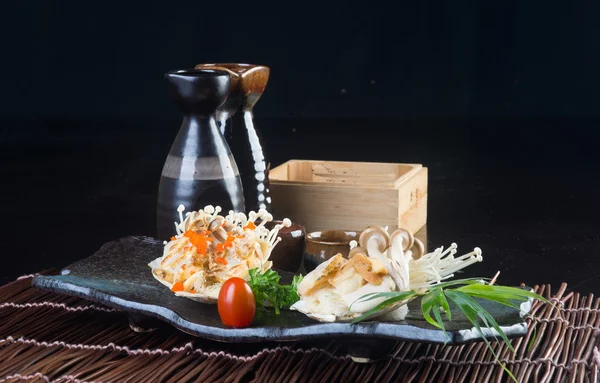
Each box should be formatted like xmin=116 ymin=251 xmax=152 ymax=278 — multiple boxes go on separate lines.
xmin=149 ymin=204 xmax=291 ymax=302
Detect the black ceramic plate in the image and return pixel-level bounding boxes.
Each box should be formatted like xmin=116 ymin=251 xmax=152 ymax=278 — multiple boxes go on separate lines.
xmin=32 ymin=236 xmax=531 ymax=346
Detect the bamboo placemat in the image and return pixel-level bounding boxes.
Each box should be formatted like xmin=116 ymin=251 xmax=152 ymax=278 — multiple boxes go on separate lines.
xmin=0 ymin=273 xmax=599 ymax=383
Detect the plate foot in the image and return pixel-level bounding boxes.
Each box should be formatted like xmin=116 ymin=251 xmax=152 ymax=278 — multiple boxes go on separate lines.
xmin=342 ymin=338 xmax=396 ymax=363
xmin=128 ymin=313 xmax=162 ymax=333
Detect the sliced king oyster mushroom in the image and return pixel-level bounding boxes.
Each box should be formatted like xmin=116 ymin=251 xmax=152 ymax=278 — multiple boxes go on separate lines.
xmin=291 ymin=228 xmax=415 ymax=323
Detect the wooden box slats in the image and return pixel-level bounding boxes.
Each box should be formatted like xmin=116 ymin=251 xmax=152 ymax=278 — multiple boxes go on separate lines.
xmin=269 ymin=160 xmax=428 ymax=233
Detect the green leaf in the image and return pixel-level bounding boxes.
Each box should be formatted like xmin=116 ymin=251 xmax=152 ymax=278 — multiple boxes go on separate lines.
xmin=456 ymin=284 xmax=548 ymax=305
xmin=432 ymin=306 xmax=446 ymax=338
xmin=446 ymin=290 xmax=514 ymax=351
xmin=445 ymin=290 xmax=518 ymax=382
xmin=437 ymin=290 xmax=451 ymax=321
xmin=350 ymin=291 xmax=418 ymax=324
xmin=429 ymin=278 xmax=489 ymax=289
xmin=484 ymin=337 xmax=518 ymax=382
xmin=349 ymin=291 xmax=417 ymax=310
xmin=527 ymin=323 xmax=537 ymax=352
xmin=421 ymin=289 xmax=444 ymax=329
xmin=453 ymin=289 xmax=523 ymax=311
xmin=421 ymin=288 xmax=452 ymax=342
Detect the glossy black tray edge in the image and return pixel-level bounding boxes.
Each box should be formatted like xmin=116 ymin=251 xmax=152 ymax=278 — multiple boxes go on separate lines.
xmin=31 ymin=236 xmax=532 ymax=352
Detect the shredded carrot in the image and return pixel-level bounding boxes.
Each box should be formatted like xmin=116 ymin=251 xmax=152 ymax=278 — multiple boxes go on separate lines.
xmin=227 ymin=233 xmax=236 ymax=244
xmin=215 ymin=257 xmax=228 ymax=265
xmin=184 ymin=230 xmax=210 ymax=255
xmin=190 ymin=289 xmax=196 ymax=294
xmin=243 ymin=222 xmax=256 ymax=230
xmin=216 ymin=233 xmax=237 ymax=253
xmin=171 ymin=281 xmax=184 ymax=292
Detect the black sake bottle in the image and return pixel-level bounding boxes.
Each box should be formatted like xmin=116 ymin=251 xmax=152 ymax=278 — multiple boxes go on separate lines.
xmin=157 ymin=69 xmax=245 ymax=240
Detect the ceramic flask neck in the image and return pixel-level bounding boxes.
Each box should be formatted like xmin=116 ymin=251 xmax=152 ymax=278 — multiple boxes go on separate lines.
xmin=165 ymin=69 xmax=231 ymax=116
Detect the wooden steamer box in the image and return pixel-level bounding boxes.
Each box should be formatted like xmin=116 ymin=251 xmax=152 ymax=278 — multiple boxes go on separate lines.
xmin=268 ymin=160 xmax=428 ymax=233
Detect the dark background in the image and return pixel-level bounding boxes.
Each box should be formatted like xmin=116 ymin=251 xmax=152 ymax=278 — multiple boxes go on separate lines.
xmin=2 ymin=2 xmax=599 ymax=292
xmin=4 ymin=1 xmax=600 ymax=118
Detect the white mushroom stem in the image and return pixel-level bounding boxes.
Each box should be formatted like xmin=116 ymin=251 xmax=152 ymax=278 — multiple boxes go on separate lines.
xmin=236 ymin=212 xmax=248 ymax=227
xmin=265 ymin=218 xmax=291 ymax=246
xmin=226 ymin=210 xmax=235 ymax=223
xmin=391 ymin=228 xmax=414 ymax=252
xmin=173 ymin=205 xmax=188 ymax=235
xmin=248 ymin=211 xmax=258 ymax=222
xmin=343 ymin=278 xmax=395 ymax=312
xmin=409 ymin=245 xmax=483 ymax=291
xmin=224 ymin=211 xmax=243 ymax=227
xmin=365 ymin=236 xmax=394 ymax=279
xmin=177 ymin=205 xmax=185 ymax=223
xmin=256 ymin=209 xmax=272 ymax=227
xmin=388 ymin=233 xmax=410 ymax=291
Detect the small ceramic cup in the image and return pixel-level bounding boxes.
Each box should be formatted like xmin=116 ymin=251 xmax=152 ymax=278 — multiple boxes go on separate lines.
xmin=303 ymin=230 xmax=359 ymax=273
xmin=264 ymin=220 xmax=305 ymax=273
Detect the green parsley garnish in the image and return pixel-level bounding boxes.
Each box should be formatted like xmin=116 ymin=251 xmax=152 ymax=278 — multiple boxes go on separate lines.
xmin=248 ymin=268 xmax=303 ymax=314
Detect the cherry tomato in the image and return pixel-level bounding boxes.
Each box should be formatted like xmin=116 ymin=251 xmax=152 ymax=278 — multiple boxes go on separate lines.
xmin=218 ymin=277 xmax=256 ymax=328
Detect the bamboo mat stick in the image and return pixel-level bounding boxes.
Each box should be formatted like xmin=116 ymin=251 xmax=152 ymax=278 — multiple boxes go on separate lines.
xmin=1 ymin=276 xmax=599 ymax=383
